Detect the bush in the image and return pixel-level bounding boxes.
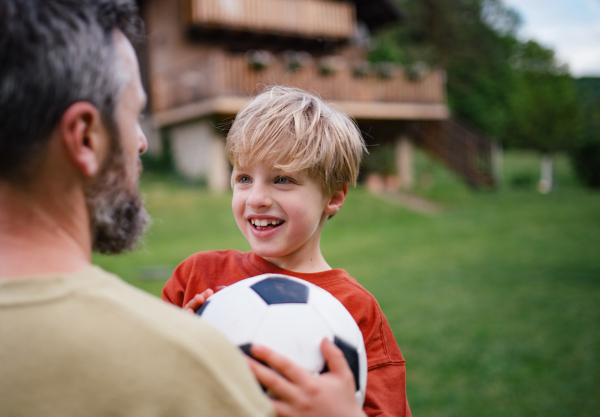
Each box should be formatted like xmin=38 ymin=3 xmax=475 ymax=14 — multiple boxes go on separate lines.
xmin=509 ymin=171 xmax=536 ymax=189
xmin=570 ymin=142 xmax=600 ymax=188
xmin=364 ymin=144 xmax=396 ymax=176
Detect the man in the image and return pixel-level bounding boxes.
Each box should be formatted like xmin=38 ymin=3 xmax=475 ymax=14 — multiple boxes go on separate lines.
xmin=0 ymin=1 xmax=365 ymax=416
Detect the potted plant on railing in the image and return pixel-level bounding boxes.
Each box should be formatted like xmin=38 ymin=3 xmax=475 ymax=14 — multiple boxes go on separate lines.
xmin=245 ymin=50 xmax=274 ymax=71
xmin=352 ymin=60 xmax=372 ymax=78
xmin=318 ymin=55 xmax=347 ymax=76
xmin=282 ymin=50 xmax=313 ymax=72
xmin=373 ymin=62 xmax=398 ymax=80
xmin=407 ymin=61 xmax=430 ymax=81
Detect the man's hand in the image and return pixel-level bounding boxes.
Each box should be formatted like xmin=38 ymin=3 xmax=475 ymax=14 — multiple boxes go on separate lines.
xmin=247 ymin=338 xmax=367 ymax=417
xmin=183 ymin=289 xmax=214 ymax=314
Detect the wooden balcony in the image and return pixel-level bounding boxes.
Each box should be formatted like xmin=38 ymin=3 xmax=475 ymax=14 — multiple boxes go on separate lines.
xmin=183 ymin=0 xmax=355 ymax=41
xmin=151 ymin=51 xmax=449 ymax=126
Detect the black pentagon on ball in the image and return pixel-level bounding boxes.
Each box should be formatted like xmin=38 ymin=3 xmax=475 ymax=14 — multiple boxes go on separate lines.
xmin=195 ymin=300 xmax=210 ymax=316
xmin=239 ymin=344 xmax=268 ymax=392
xmin=239 ymin=344 xmax=268 ymax=366
xmin=320 ymin=337 xmax=360 ymax=391
xmin=251 ymin=276 xmax=309 ymax=305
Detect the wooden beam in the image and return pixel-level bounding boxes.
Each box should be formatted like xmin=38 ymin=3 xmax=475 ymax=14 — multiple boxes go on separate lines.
xmin=153 ymin=96 xmax=449 ymax=128
xmin=333 ymin=101 xmax=450 ymax=121
xmin=153 ymin=96 xmax=251 ymax=127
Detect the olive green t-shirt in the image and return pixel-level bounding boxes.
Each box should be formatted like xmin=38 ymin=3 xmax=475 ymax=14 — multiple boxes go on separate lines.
xmin=0 ymin=266 xmax=274 ymax=417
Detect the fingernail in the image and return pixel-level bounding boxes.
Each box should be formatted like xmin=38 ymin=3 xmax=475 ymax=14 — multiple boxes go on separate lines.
xmin=252 ymin=345 xmax=266 ymax=354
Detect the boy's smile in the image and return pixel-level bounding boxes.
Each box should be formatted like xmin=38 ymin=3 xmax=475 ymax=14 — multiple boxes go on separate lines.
xmin=247 ymin=215 xmax=285 ymax=239
xmin=231 ymin=162 xmax=346 ymax=273
xmin=249 ymin=217 xmax=284 ymax=229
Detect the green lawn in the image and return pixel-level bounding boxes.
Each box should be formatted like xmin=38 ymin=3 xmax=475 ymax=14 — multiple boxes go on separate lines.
xmin=95 ymin=150 xmax=600 ymax=417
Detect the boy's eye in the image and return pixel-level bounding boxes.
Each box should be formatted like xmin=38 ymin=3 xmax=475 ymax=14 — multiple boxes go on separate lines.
xmin=238 ymin=175 xmax=252 ymax=184
xmin=274 ymin=177 xmax=292 ymax=184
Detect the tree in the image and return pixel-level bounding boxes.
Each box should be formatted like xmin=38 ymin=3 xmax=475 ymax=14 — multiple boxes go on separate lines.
xmin=506 ymin=41 xmax=583 ymax=192
xmin=370 ymin=0 xmax=521 ymax=140
xmin=570 ymin=77 xmax=600 ymax=188
xmin=370 ymin=0 xmax=586 ymax=191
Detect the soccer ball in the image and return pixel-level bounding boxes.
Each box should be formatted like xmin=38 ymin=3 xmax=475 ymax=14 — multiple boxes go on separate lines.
xmin=196 ymin=273 xmax=368 ymax=405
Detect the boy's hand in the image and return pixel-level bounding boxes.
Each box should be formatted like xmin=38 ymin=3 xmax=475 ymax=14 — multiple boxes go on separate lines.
xmin=183 ymin=289 xmax=214 ymax=314
xmin=247 ymin=339 xmax=367 ymax=417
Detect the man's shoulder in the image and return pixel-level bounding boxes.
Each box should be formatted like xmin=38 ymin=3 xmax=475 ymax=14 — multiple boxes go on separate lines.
xmin=80 ymin=266 xmax=238 ymax=350
xmin=1 ymin=266 xmax=273 ymax=417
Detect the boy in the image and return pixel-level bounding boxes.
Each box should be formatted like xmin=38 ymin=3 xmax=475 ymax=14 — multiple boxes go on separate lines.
xmin=162 ymin=86 xmax=411 ymax=417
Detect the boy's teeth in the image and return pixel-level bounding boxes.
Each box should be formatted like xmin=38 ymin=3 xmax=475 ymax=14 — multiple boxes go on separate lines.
xmin=251 ymin=218 xmax=281 ymax=226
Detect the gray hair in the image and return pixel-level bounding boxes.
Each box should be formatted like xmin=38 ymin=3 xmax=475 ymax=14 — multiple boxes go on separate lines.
xmin=0 ymin=0 xmax=144 ymax=183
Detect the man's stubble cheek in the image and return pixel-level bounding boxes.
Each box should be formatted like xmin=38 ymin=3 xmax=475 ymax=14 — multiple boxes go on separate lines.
xmin=86 ymin=146 xmax=150 ymax=255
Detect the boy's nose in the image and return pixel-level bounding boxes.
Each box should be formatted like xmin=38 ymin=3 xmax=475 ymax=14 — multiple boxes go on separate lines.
xmin=246 ymin=184 xmax=273 ymax=209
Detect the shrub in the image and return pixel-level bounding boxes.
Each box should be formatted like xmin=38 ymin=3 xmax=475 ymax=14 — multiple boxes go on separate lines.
xmin=364 ymin=144 xmax=396 ymax=176
xmin=570 ymin=142 xmax=600 ymax=188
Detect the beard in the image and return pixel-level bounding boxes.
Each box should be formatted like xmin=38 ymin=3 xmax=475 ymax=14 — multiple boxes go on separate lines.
xmin=86 ymin=143 xmax=150 ymax=255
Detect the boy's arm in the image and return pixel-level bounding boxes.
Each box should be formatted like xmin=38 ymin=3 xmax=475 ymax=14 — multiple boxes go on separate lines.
xmin=363 ymin=363 xmax=411 ymax=417
xmin=162 ymin=257 xmax=205 ymax=307
xmin=162 ymin=267 xmax=187 ymax=306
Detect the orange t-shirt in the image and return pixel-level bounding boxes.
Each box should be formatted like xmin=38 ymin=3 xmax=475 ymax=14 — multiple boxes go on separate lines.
xmin=163 ymin=250 xmax=411 ymax=417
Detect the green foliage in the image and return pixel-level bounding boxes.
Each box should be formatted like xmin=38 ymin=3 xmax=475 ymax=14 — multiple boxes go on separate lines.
xmin=363 ymin=144 xmax=397 ymax=175
xmin=569 ymin=77 xmax=600 ymax=184
xmin=371 ymin=0 xmax=520 ymax=139
xmin=571 ymin=142 xmax=600 ymax=188
xmin=370 ymin=0 xmax=586 ymax=155
xmin=507 ymin=41 xmax=584 ymax=152
xmin=140 ymin=131 xmax=174 ymax=173
xmin=140 ymin=152 xmax=172 ymax=172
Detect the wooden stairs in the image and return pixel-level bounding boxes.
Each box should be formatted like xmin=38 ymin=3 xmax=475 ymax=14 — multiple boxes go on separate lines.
xmin=408 ymin=118 xmax=496 ymax=188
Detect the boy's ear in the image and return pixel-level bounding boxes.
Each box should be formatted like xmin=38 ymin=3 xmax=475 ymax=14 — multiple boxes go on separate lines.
xmin=59 ymin=101 xmax=110 ymax=178
xmin=324 ymin=183 xmax=349 ymax=217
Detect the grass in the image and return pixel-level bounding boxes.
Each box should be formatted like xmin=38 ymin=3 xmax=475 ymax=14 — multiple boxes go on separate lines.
xmin=94 ymin=150 xmax=600 ymax=417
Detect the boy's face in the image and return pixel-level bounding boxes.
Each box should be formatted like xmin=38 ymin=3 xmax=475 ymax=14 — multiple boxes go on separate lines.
xmin=231 ymin=162 xmax=345 ymax=271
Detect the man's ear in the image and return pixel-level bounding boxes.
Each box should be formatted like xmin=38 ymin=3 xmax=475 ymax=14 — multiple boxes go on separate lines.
xmin=59 ymin=102 xmax=110 ymax=178
xmin=324 ymin=183 xmax=349 ymax=217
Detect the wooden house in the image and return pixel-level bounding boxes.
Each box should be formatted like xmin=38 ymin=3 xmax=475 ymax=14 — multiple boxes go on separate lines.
xmin=138 ymin=0 xmax=495 ymax=190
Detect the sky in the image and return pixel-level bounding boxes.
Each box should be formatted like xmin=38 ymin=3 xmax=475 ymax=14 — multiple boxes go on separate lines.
xmin=502 ymin=0 xmax=600 ymax=77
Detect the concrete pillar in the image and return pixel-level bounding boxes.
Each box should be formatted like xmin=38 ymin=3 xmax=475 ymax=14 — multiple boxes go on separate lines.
xmin=169 ymin=119 xmax=231 ymax=192
xmin=491 ymin=141 xmax=503 ymax=187
xmin=538 ymin=152 xmax=553 ymax=194
xmin=141 ymin=117 xmax=161 ymax=155
xmin=395 ymin=136 xmax=414 ymax=189
xmin=208 ymin=136 xmax=231 ymax=191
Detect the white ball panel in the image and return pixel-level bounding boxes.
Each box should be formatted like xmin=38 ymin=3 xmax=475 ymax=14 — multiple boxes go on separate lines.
xmin=356 ymin=339 xmax=368 ymax=406
xmin=200 ymin=286 xmax=268 ymax=346
xmin=253 ymin=304 xmax=333 ymax=373
xmin=308 ymin=286 xmax=363 ymax=348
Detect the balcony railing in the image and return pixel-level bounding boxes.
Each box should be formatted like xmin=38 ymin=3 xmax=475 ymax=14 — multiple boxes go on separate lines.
xmin=151 ymin=51 xmax=447 ymax=114
xmin=183 ymin=0 xmax=355 ymax=40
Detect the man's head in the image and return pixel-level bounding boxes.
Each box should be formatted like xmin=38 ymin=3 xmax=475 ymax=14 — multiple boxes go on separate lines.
xmin=226 ymin=86 xmax=367 ymax=196
xmin=0 ymin=0 xmax=149 ymax=254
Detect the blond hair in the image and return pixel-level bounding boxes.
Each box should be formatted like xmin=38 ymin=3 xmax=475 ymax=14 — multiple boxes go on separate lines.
xmin=226 ymin=86 xmax=367 ymax=194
